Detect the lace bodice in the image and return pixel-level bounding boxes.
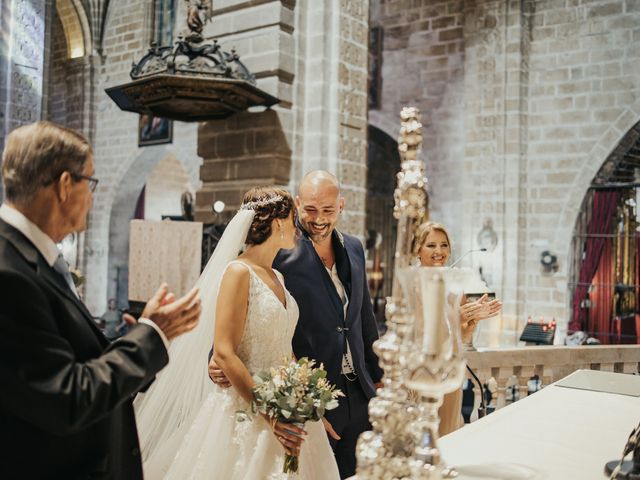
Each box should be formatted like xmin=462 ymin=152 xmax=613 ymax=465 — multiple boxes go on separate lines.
xmin=231 ymin=261 xmax=299 ymax=375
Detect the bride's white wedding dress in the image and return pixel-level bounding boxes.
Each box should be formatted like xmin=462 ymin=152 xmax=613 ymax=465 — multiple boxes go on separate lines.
xmin=144 ymin=261 xmax=340 ymax=479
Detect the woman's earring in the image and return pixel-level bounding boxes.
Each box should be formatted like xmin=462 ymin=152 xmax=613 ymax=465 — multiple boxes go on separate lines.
xmin=279 ymin=227 xmax=284 ymax=240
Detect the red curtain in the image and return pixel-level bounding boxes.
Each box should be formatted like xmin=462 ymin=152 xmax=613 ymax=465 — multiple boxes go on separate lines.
xmin=587 ymin=239 xmax=613 ymax=344
xmin=570 ymin=190 xmax=620 ymax=333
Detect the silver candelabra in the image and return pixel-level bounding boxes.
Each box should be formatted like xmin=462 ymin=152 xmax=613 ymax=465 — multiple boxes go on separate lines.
xmin=356 ymin=108 xmax=466 ymax=480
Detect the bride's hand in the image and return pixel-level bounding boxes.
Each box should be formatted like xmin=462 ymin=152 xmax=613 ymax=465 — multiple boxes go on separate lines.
xmin=267 ymin=417 xmax=307 ymax=455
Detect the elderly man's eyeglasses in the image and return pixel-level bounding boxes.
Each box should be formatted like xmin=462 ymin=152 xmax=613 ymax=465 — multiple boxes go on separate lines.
xmin=71 ymin=173 xmax=99 ymax=192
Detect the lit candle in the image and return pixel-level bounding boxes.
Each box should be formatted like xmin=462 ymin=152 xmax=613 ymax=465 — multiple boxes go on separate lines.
xmin=420 ymin=271 xmax=445 ymax=354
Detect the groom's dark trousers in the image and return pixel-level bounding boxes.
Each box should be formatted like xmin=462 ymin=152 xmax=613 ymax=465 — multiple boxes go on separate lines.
xmin=0 ymin=219 xmax=168 ymax=479
xmin=275 ymin=228 xmax=383 ymax=479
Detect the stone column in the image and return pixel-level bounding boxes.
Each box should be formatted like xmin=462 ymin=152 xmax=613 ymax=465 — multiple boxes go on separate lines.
xmin=336 ymin=0 xmax=369 ymax=238
xmin=292 ymin=0 xmax=369 ymax=238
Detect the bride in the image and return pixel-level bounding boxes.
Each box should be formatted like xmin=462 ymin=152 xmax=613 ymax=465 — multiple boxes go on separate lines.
xmin=135 ymin=187 xmax=340 ymax=479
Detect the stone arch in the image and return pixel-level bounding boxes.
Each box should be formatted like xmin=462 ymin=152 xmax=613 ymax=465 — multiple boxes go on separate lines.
xmin=554 ymin=100 xmax=640 ymax=257
xmin=368 ymin=110 xmax=399 ymax=143
xmin=565 ymin=117 xmax=640 ymax=338
xmin=47 ymin=0 xmax=92 ymax=131
xmin=55 ymin=0 xmax=91 ymax=58
xmin=82 ymin=116 xmax=200 ymax=313
xmin=99 ymin=0 xmax=127 ymax=55
xmin=106 ymin=145 xmax=196 ymax=308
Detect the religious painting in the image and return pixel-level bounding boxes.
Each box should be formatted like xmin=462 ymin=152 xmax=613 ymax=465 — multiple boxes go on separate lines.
xmin=138 ymin=115 xmax=173 ymax=146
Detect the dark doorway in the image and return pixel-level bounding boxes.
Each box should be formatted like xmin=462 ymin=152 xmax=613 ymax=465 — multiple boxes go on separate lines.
xmin=366 ymin=125 xmax=401 ymax=321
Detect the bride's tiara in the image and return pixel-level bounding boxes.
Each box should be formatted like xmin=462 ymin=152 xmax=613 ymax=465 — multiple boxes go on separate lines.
xmin=240 ymin=194 xmax=285 ymax=211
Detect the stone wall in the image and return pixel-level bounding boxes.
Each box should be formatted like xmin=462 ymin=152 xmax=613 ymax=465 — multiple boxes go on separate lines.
xmin=371 ymin=0 xmax=466 ymax=246
xmin=196 ymin=110 xmax=292 ymax=223
xmin=195 ymin=0 xmax=371 ymax=237
xmin=374 ymin=0 xmax=640 ymax=343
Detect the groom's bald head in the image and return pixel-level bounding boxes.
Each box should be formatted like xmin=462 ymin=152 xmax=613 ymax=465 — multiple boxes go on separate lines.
xmin=296 ymin=171 xmax=344 ymax=243
xmin=298 ymin=170 xmax=341 ymax=198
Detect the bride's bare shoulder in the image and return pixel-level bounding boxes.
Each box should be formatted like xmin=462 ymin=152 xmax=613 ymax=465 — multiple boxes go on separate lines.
xmin=220 ymin=261 xmax=251 ymax=289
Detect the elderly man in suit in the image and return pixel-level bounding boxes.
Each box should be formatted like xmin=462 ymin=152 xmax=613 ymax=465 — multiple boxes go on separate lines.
xmin=0 ymin=121 xmax=201 ymax=479
xmin=210 ymin=171 xmax=383 ymax=479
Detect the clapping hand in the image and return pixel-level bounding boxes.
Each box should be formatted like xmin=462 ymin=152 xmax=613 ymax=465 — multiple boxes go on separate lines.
xmin=460 ymin=294 xmax=502 ymax=342
xmin=142 ymin=283 xmax=201 ymax=341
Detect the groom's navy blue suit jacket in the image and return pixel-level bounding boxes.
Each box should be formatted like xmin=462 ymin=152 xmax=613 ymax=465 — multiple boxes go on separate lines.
xmin=274 ymin=228 xmax=383 ymax=400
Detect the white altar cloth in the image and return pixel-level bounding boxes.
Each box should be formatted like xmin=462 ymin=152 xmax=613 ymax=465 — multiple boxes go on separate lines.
xmin=439 ymin=369 xmax=640 ymax=479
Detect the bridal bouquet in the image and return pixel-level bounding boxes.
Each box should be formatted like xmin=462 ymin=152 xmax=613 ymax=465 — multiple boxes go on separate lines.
xmin=238 ymin=357 xmax=343 ymax=473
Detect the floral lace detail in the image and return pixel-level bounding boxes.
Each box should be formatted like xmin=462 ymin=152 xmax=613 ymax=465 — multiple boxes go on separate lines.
xmin=233 ymin=262 xmax=299 ymax=375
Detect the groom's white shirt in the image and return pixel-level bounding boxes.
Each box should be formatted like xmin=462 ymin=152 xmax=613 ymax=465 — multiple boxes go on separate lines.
xmin=325 ymin=263 xmax=355 ymax=375
xmin=0 ymin=203 xmax=169 ymax=349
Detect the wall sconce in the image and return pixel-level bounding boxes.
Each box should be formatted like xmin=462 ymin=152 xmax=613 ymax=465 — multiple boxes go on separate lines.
xmin=540 ymin=250 xmax=558 ymax=274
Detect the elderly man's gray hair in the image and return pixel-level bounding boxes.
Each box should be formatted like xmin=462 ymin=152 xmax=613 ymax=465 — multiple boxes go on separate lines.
xmin=2 ymin=121 xmax=91 ymax=205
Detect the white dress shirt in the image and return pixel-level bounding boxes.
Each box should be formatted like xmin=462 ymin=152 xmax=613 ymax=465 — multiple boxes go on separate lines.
xmin=0 ymin=203 xmax=169 ymax=349
xmin=325 ymin=264 xmax=356 ymax=376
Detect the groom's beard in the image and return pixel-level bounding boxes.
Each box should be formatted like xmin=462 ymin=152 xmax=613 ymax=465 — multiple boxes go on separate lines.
xmin=303 ymin=220 xmax=338 ymax=244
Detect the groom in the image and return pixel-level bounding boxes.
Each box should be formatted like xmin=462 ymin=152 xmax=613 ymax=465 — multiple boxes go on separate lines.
xmin=278 ymin=171 xmax=383 ymax=478
xmin=211 ymin=171 xmax=383 ymax=478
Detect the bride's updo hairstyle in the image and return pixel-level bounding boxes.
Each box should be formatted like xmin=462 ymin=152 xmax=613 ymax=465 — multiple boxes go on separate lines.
xmin=241 ymin=186 xmax=295 ymax=245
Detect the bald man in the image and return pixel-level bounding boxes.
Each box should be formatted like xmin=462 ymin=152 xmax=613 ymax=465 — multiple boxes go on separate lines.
xmin=276 ymin=171 xmax=383 ymax=478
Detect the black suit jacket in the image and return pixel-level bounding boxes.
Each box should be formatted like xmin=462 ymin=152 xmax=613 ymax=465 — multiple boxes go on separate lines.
xmin=274 ymin=229 xmax=383 ymax=400
xmin=0 ymin=219 xmax=168 ymax=479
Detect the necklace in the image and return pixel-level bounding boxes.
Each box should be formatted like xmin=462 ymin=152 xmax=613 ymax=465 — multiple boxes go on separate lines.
xmin=314 ymin=246 xmax=333 ymax=269
xmin=313 ymin=240 xmax=335 ymax=269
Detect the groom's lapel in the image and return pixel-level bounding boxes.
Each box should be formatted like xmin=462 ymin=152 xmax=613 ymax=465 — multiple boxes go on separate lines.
xmin=344 ymin=236 xmax=360 ymax=327
xmin=333 ymin=231 xmax=352 ymax=299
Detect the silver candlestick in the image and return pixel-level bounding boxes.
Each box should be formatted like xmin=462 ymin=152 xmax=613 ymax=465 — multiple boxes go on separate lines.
xmin=356 ymin=108 xmax=467 ymax=479
xmin=398 ymin=267 xmax=467 ymax=479
xmin=355 ymin=107 xmax=429 ymax=479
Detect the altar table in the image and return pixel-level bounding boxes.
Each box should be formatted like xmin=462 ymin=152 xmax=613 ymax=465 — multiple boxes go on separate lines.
xmin=439 ymin=369 xmax=640 ymax=479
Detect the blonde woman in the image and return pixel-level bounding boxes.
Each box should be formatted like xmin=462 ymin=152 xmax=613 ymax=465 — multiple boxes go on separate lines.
xmin=413 ymin=222 xmax=501 ymax=435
